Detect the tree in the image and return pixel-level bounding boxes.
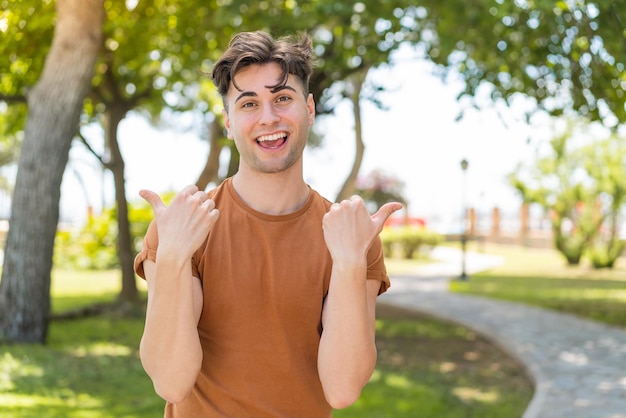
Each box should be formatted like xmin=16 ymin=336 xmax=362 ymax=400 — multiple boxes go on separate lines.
xmin=354 ymin=169 xmax=407 ymax=213
xmin=191 ymin=1 xmax=422 ymax=199
xmin=581 ymin=135 xmax=626 ymax=268
xmin=335 ymin=69 xmax=369 ymax=202
xmin=0 ymin=0 xmax=104 ymax=343
xmin=75 ymin=0 xmax=227 ymax=302
xmin=0 ymin=0 xmax=56 ymax=182
xmin=418 ymin=0 xmax=626 ymax=127
xmin=509 ymin=121 xmax=626 ymax=267
xmin=417 ymin=0 xmax=626 ymax=264
xmin=307 ymin=2 xmax=419 ymax=200
xmin=15 ymin=0 xmax=623 ymax=340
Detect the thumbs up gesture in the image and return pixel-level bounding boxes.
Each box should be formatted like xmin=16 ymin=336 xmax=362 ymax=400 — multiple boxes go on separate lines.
xmin=322 ymin=195 xmax=402 ymax=264
xmin=140 ymin=185 xmax=220 ymax=258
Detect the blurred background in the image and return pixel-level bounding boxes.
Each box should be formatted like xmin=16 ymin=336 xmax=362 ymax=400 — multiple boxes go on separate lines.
xmin=57 ymin=44 xmax=540 ymax=232
xmin=1 ymin=3 xmax=626 ymax=416
xmin=2 ymin=0 xmax=625 ymax=335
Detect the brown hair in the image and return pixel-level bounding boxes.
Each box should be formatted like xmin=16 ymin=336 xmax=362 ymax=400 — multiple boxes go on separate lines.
xmin=211 ymin=31 xmax=315 ymax=107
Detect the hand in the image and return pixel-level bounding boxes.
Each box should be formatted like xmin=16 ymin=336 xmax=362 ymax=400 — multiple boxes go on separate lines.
xmin=322 ymin=196 xmax=402 ymax=264
xmin=140 ymin=185 xmax=220 ymax=258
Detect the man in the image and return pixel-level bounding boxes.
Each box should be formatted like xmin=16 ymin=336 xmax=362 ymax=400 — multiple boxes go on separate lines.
xmin=134 ymin=30 xmax=402 ymax=417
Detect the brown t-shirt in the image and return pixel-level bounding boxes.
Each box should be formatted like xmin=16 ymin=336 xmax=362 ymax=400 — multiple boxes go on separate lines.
xmin=134 ymin=178 xmax=390 ymax=418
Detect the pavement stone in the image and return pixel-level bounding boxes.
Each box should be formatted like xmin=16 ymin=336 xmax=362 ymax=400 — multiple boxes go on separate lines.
xmin=379 ymin=247 xmax=626 ymax=418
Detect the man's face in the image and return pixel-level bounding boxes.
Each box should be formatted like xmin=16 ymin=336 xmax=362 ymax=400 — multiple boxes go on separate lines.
xmin=223 ymin=63 xmax=315 ymax=175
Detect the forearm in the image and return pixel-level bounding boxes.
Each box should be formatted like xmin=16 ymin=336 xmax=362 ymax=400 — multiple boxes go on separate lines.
xmin=317 ymin=260 xmax=377 ymax=409
xmin=140 ymin=255 xmax=203 ymax=403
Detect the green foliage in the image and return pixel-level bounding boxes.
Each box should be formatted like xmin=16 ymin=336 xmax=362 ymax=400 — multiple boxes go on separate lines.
xmin=587 ymin=240 xmax=626 ymax=269
xmin=7 ymin=0 xmax=623 ymax=279
xmin=2 ymin=0 xmax=426 ymax=128
xmin=2 ymin=1 xmax=424 ymax=281
xmin=580 ymin=134 xmax=626 ymax=268
xmin=0 ymin=0 xmax=55 ymax=99
xmin=509 ymin=121 xmax=626 ymax=268
xmin=419 ymin=0 xmax=626 ymax=127
xmin=0 ymin=0 xmax=49 ymax=170
xmin=3 ymin=0 xmax=625 ymax=142
xmin=554 ymin=232 xmax=586 ymax=266
xmin=54 ymin=195 xmax=160 ymax=270
xmin=381 ymin=226 xmax=443 ymax=259
xmin=55 ymin=209 xmax=118 ymax=270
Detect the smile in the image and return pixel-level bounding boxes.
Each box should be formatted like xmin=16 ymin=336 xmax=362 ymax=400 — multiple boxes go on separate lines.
xmin=256 ymin=132 xmax=288 ymax=149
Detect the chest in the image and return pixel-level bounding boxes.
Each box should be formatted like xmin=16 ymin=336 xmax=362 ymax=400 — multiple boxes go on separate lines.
xmin=195 ymin=210 xmax=333 ymax=339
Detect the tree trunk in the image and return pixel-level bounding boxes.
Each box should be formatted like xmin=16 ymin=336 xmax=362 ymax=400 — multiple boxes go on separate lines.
xmin=0 ymin=0 xmax=103 ymax=343
xmin=335 ymin=70 xmax=368 ymax=202
xmin=195 ymin=118 xmax=225 ymax=190
xmin=105 ymin=105 xmax=138 ymax=303
xmin=225 ymin=142 xmax=240 ymax=178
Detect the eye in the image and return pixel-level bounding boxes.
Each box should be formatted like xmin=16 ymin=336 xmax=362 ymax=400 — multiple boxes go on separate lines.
xmin=276 ymin=95 xmax=292 ymax=104
xmin=241 ymin=101 xmax=256 ymax=109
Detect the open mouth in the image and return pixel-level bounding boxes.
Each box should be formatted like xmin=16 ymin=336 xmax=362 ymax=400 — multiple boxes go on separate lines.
xmin=256 ymin=132 xmax=288 ymax=150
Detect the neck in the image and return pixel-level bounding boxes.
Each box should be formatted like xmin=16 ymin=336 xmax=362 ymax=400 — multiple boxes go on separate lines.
xmin=231 ymin=166 xmax=310 ymax=215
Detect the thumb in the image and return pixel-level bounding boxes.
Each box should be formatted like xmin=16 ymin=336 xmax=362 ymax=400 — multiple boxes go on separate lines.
xmin=371 ymin=202 xmax=403 ymax=230
xmin=139 ymin=189 xmax=166 ymax=213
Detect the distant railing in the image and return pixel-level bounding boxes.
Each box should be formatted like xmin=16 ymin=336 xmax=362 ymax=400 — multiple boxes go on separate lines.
xmin=464 ymin=203 xmax=553 ymax=249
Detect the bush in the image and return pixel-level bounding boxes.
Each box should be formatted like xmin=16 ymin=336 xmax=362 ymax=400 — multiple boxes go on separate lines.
xmin=54 ymin=196 xmax=159 ymax=270
xmin=587 ymin=240 xmax=626 ymax=269
xmin=380 ymin=226 xmax=442 ymax=259
xmin=55 ymin=209 xmax=119 ymax=270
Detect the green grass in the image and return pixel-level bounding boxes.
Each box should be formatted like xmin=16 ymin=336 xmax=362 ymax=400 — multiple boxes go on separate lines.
xmin=1 ymin=270 xmax=160 ymax=418
xmin=50 ymin=269 xmax=138 ymax=312
xmin=450 ymin=243 xmax=626 ymax=328
xmin=336 ymin=304 xmax=532 ymax=418
xmin=0 ymin=318 xmax=162 ymax=417
xmin=0 ymin=267 xmax=533 ymax=417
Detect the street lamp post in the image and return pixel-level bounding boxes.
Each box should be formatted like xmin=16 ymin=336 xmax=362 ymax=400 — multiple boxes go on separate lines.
xmin=460 ymin=159 xmax=469 ymax=281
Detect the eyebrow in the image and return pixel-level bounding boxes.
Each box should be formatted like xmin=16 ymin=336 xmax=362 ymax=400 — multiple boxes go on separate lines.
xmin=269 ymin=85 xmax=297 ymax=94
xmin=234 ymin=91 xmax=257 ymax=104
xmin=233 ymin=85 xmax=298 ymax=105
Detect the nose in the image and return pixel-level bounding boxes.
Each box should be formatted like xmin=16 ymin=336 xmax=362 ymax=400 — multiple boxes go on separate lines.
xmin=258 ymin=104 xmax=280 ymax=125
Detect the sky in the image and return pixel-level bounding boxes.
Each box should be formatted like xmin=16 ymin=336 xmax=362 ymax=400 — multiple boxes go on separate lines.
xmin=59 ymin=45 xmax=552 ymax=232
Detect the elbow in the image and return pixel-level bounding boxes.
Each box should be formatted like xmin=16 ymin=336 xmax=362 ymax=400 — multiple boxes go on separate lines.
xmin=324 ymin=387 xmax=363 ymax=410
xmin=149 ymin=360 xmax=201 ymax=404
xmin=154 ymin=380 xmax=196 ymax=405
xmin=140 ymin=342 xmax=202 ymax=404
xmin=322 ymin=370 xmax=373 ymax=410
xmin=321 ymin=349 xmax=377 ymax=409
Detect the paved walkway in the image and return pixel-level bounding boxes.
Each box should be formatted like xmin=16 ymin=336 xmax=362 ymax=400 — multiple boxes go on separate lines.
xmin=379 ymin=247 xmax=626 ymax=418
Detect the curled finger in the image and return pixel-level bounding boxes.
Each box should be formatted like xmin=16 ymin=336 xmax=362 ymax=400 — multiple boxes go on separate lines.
xmin=201 ymin=198 xmax=216 ymax=210
xmin=182 ymin=184 xmax=200 ymax=195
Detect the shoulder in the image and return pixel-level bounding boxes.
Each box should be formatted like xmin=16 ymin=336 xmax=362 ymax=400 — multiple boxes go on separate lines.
xmin=308 ymin=187 xmax=333 ymax=212
xmin=206 ymin=178 xmax=240 ymax=211
xmin=206 ymin=177 xmax=230 ymax=200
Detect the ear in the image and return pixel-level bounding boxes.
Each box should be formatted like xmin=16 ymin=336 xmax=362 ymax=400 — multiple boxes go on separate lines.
xmin=306 ymin=93 xmax=315 ymax=127
xmin=222 ymin=109 xmax=233 ymax=140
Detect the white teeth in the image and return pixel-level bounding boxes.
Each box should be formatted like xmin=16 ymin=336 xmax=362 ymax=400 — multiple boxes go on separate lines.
xmin=257 ymin=132 xmax=287 ymax=142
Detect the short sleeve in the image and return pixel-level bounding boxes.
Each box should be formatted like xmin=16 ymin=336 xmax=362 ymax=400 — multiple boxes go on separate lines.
xmin=133 ymin=220 xmax=202 ymax=280
xmin=366 ymin=236 xmax=390 ymax=295
xmin=133 ymin=221 xmax=158 ymax=280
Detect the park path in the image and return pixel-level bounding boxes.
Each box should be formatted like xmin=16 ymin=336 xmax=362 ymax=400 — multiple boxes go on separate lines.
xmin=379 ymin=246 xmax=626 ymax=418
